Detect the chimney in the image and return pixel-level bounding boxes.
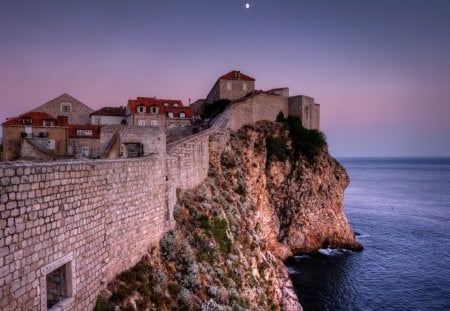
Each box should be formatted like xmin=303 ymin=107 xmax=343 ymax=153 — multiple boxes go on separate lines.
xmin=57 ymin=116 xmax=69 ymax=126
xmin=235 ymin=71 xmax=241 ymax=79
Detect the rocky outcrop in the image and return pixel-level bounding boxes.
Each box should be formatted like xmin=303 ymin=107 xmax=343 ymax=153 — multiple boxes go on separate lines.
xmin=99 ymin=120 xmax=360 ymax=310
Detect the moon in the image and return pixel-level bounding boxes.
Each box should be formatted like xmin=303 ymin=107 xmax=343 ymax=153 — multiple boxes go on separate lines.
xmin=245 ymin=3 xmax=250 ymax=9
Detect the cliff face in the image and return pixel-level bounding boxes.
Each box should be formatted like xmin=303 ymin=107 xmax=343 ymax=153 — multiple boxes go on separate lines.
xmin=100 ymin=121 xmax=361 ymax=311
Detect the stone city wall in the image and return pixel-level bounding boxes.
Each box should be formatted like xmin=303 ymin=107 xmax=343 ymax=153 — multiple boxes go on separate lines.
xmin=0 ymin=92 xmax=292 ymax=310
xmin=0 ymin=156 xmax=167 ymax=310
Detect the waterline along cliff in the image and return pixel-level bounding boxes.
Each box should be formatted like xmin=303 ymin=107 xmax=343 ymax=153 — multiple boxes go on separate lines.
xmin=97 ymin=118 xmax=362 ymax=310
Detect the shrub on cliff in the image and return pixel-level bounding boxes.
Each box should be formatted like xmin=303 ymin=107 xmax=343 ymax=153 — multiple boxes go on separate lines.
xmin=286 ymin=116 xmax=326 ymax=162
xmin=266 ymin=135 xmax=290 ymax=167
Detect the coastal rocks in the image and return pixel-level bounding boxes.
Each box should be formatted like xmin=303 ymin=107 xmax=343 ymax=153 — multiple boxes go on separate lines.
xmin=101 ymin=120 xmax=359 ymax=310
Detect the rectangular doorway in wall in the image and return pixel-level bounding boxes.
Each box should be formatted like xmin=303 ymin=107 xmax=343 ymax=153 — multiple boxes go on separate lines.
xmin=41 ymin=253 xmax=76 ymax=311
xmin=46 ymin=265 xmax=67 ymax=308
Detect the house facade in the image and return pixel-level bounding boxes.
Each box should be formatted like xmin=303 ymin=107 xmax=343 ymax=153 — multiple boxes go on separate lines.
xmin=90 ymin=106 xmax=126 ymax=125
xmin=68 ymin=124 xmax=102 ymax=158
xmin=126 ymin=97 xmax=192 ymax=129
xmin=31 ymin=93 xmax=94 ymax=125
xmin=205 ymin=70 xmax=256 ymax=103
xmin=1 ymin=112 xmax=69 ymax=161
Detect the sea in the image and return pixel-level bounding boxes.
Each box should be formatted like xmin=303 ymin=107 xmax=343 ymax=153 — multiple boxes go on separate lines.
xmin=285 ymin=157 xmax=450 ymax=311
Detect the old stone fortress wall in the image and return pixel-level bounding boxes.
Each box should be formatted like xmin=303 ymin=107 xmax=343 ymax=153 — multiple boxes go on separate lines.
xmin=0 ymin=71 xmax=320 ymax=310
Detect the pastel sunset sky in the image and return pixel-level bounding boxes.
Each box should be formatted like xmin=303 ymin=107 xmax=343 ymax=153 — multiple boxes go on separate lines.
xmin=1 ymin=0 xmax=449 ymax=156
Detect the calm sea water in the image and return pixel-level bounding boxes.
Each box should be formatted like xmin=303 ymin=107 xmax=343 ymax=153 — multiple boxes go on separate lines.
xmin=286 ymin=158 xmax=450 ymax=311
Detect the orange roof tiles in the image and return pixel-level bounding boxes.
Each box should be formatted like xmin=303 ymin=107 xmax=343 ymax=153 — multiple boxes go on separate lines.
xmin=219 ymin=70 xmax=255 ymax=81
xmin=68 ymin=124 xmax=102 ymax=139
xmin=2 ymin=112 xmax=57 ymax=126
xmin=128 ymin=97 xmax=193 ymax=118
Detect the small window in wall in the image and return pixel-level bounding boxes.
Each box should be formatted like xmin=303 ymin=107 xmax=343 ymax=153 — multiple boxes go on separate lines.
xmin=76 ymin=129 xmax=93 ymax=136
xmin=167 ymin=112 xmax=174 ymax=118
xmin=163 ymin=102 xmax=169 ymax=107
xmin=137 ymin=105 xmax=146 ymax=113
xmin=242 ymin=83 xmax=247 ymax=91
xmin=173 ymin=102 xmax=179 ymax=107
xmin=179 ymin=112 xmax=186 ymax=118
xmin=150 ymin=106 xmax=158 ymax=114
xmin=43 ymin=120 xmax=55 ymax=126
xmin=41 ymin=253 xmax=76 ymax=311
xmin=22 ymin=118 xmax=33 ymax=125
xmin=138 ymin=120 xmax=146 ymax=126
xmin=81 ymin=146 xmax=90 ymax=157
xmin=150 ymin=120 xmax=158 ymax=126
xmin=126 ymin=143 xmax=144 ymax=158
xmin=226 ymin=82 xmax=232 ymax=90
xmin=61 ymin=103 xmax=71 ymax=113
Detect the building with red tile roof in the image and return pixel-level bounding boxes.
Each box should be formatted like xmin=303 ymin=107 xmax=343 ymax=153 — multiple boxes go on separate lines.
xmin=206 ymin=70 xmax=256 ymax=103
xmin=1 ymin=112 xmax=69 ymax=161
xmin=126 ymin=97 xmax=192 ymax=129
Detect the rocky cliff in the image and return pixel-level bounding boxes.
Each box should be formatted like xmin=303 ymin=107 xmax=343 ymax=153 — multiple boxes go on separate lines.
xmin=96 ymin=120 xmax=361 ymax=311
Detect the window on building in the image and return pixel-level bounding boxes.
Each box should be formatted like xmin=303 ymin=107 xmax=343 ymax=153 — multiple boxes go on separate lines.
xmin=150 ymin=120 xmax=158 ymax=127
xmin=242 ymin=83 xmax=247 ymax=91
xmin=227 ymin=82 xmax=232 ymax=90
xmin=179 ymin=112 xmax=186 ymax=118
xmin=137 ymin=120 xmax=145 ymax=126
xmin=125 ymin=143 xmax=144 ymax=158
xmin=22 ymin=118 xmax=32 ymax=125
xmin=150 ymin=106 xmax=158 ymax=114
xmin=81 ymin=146 xmax=90 ymax=157
xmin=137 ymin=105 xmax=146 ymax=113
xmin=76 ymin=129 xmax=93 ymax=136
xmin=61 ymin=103 xmax=71 ymax=113
xmin=163 ymin=102 xmax=169 ymax=107
xmin=167 ymin=112 xmax=174 ymax=118
xmin=173 ymin=103 xmax=179 ymax=107
xmin=43 ymin=120 xmax=56 ymax=127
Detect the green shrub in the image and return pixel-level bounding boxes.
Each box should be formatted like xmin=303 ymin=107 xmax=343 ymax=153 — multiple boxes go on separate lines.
xmin=276 ymin=111 xmax=285 ymax=122
xmin=94 ymin=296 xmax=113 ymax=311
xmin=210 ymin=217 xmax=231 ymax=255
xmin=286 ymin=116 xmax=326 ymax=162
xmin=266 ymin=135 xmax=290 ymax=167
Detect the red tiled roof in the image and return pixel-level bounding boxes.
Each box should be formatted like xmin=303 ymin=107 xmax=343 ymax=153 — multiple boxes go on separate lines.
xmin=68 ymin=124 xmax=102 ymax=139
xmin=90 ymin=106 xmax=126 ymax=117
xmin=128 ymin=97 xmax=193 ymax=118
xmin=2 ymin=112 xmax=57 ymax=126
xmin=219 ymin=70 xmax=255 ymax=81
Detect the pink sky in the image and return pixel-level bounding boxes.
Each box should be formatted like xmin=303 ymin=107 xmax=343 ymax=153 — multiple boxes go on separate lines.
xmin=1 ymin=0 xmax=450 ymax=156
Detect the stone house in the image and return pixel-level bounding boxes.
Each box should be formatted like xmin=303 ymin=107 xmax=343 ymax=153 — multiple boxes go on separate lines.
xmin=68 ymin=124 xmax=102 ymax=158
xmin=1 ymin=112 xmax=69 ymax=161
xmin=99 ymin=125 xmax=166 ymax=159
xmin=31 ymin=93 xmax=94 ymax=125
xmin=205 ymin=70 xmax=256 ymax=103
xmin=90 ymin=106 xmax=127 ymax=125
xmin=126 ymin=97 xmax=192 ymax=129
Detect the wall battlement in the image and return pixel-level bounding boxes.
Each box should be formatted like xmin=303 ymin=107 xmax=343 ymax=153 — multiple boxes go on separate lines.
xmin=0 ymin=92 xmax=302 ymax=310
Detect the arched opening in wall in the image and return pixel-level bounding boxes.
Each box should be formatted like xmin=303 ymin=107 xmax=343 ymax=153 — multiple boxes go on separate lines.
xmin=41 ymin=253 xmax=76 ymax=311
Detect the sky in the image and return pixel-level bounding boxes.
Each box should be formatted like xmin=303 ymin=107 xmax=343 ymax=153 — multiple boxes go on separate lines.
xmin=1 ymin=0 xmax=450 ymax=157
